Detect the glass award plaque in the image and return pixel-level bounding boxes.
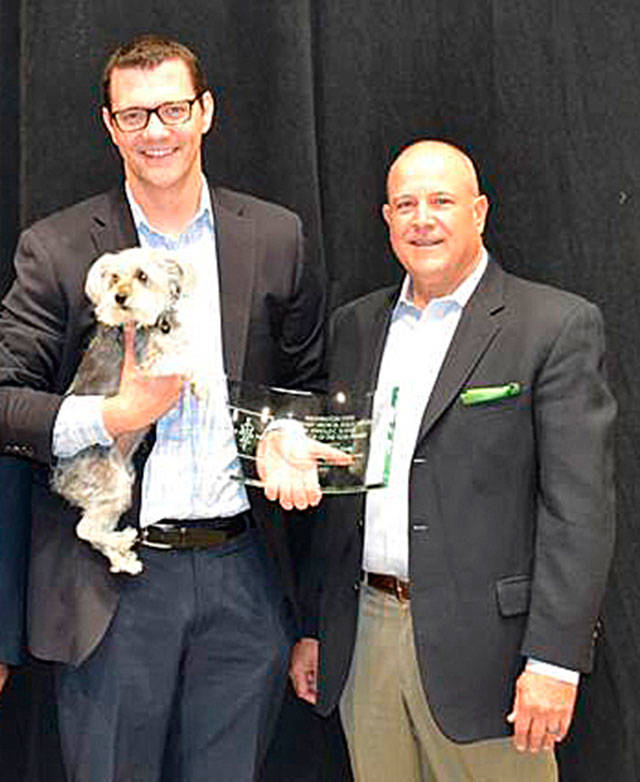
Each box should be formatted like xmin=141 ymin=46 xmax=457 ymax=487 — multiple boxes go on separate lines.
xmin=227 ymin=380 xmax=398 ymax=494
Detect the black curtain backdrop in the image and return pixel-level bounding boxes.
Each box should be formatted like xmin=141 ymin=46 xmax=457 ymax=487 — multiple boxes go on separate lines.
xmin=1 ymin=2 xmax=640 ymax=780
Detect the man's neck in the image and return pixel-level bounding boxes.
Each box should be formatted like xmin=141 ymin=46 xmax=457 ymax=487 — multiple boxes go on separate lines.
xmin=408 ymin=247 xmax=487 ymax=309
xmin=127 ymin=175 xmax=204 ymax=237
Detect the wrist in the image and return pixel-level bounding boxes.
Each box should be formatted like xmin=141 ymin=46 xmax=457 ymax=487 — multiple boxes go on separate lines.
xmin=102 ymin=395 xmax=128 ymax=438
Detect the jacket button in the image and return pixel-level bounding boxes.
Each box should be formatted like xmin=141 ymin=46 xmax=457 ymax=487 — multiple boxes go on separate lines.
xmin=353 ymin=582 xmax=360 ymax=592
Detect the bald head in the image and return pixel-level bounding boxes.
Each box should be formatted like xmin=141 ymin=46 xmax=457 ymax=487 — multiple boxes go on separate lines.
xmin=387 ymin=141 xmax=481 ymax=200
xmin=382 ymin=139 xmax=489 ymax=307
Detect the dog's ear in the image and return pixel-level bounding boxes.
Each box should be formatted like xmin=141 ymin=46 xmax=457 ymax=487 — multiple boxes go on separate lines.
xmin=85 ymin=253 xmax=116 ymax=305
xmin=160 ymin=255 xmax=196 ymax=301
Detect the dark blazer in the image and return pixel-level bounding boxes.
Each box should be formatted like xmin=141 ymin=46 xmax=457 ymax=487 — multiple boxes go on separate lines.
xmin=305 ymin=258 xmax=616 ymax=742
xmin=0 ymin=456 xmax=32 ymax=665
xmin=0 ymin=184 xmax=324 ymax=665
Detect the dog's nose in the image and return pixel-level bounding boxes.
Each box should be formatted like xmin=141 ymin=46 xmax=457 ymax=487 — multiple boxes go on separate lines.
xmin=115 ymin=292 xmax=128 ymax=306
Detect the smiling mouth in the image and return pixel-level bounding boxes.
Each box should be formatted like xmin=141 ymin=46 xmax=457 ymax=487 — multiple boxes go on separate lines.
xmin=139 ymin=147 xmax=178 ymax=159
xmin=409 ymin=237 xmax=443 ymax=247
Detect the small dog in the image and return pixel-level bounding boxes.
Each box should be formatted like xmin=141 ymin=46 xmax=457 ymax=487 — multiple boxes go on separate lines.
xmin=52 ymin=247 xmax=195 ymax=575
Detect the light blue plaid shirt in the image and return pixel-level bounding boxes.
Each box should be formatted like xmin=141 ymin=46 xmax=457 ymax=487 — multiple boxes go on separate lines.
xmin=53 ymin=179 xmax=249 ymax=525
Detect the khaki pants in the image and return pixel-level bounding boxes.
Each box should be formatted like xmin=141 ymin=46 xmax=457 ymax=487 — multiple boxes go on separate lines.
xmin=340 ymin=585 xmax=557 ymax=782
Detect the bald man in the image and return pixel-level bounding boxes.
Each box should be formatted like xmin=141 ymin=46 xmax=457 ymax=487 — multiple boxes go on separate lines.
xmin=288 ymin=141 xmax=615 ymax=781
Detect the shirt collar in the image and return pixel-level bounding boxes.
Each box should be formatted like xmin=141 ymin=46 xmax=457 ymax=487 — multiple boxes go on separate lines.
xmin=125 ymin=176 xmax=213 ymax=242
xmin=397 ymin=247 xmax=489 ymax=314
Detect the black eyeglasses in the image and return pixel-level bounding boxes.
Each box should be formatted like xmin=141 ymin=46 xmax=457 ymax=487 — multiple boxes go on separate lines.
xmin=109 ymin=94 xmax=204 ymax=132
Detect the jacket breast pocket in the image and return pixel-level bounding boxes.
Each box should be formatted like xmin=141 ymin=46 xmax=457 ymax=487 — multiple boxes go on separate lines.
xmin=458 ymin=385 xmax=531 ymax=418
xmin=496 ymin=575 xmax=531 ymax=617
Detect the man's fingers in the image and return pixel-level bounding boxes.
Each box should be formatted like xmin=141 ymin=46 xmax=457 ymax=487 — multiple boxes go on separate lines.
xmin=297 ymin=683 xmax=317 ymax=704
xmin=509 ymin=671 xmax=577 ymax=753
xmin=0 ymin=663 xmax=9 ymax=694
xmin=258 ymin=430 xmax=326 ymax=510
xmin=510 ymin=711 xmax=532 ymax=753
xmin=541 ymin=727 xmax=560 ymax=752
xmin=290 ymin=670 xmax=317 ymax=703
xmin=290 ymin=463 xmax=322 ymax=510
xmin=309 ymin=441 xmax=354 ymax=465
xmin=289 ymin=639 xmax=319 ymax=704
xmin=256 ymin=437 xmax=270 ymax=483
xmin=528 ymin=717 xmax=547 ymax=753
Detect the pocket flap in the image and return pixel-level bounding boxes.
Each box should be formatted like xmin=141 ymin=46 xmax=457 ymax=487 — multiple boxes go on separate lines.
xmin=496 ymin=575 xmax=531 ymax=616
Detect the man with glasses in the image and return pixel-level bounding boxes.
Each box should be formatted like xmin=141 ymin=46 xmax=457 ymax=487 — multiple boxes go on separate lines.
xmin=0 ymin=34 xmax=324 ymax=781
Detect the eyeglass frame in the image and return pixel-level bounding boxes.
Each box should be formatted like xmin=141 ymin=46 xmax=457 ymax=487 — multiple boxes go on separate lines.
xmin=108 ymin=92 xmax=205 ymax=132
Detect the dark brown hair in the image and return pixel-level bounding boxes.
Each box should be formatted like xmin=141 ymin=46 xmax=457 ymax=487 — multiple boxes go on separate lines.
xmin=102 ymin=34 xmax=208 ymax=108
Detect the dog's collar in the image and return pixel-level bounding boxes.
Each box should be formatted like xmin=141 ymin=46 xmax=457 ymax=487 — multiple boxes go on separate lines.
xmin=154 ymin=310 xmax=176 ymax=334
xmin=104 ymin=310 xmax=177 ymax=336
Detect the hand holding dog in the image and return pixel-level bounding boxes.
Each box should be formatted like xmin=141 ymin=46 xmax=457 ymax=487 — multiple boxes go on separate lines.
xmin=102 ymin=322 xmax=185 ymax=438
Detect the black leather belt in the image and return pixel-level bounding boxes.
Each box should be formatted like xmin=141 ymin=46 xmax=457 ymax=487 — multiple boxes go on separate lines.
xmin=361 ymin=570 xmax=411 ymax=601
xmin=140 ymin=512 xmax=252 ymax=550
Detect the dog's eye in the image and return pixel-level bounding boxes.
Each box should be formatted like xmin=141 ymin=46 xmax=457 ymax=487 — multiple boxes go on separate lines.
xmin=136 ymin=269 xmax=148 ymax=283
xmin=110 ymin=273 xmax=119 ymax=285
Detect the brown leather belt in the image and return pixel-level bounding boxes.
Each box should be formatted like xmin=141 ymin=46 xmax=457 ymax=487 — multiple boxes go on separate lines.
xmin=362 ymin=570 xmax=410 ymax=602
xmin=140 ymin=512 xmax=252 ymax=550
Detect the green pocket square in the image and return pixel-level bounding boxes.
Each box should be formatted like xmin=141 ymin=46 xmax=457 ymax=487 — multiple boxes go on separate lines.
xmin=459 ymin=382 xmax=522 ymax=406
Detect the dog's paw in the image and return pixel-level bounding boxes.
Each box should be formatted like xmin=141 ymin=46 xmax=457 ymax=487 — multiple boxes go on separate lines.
xmin=108 ymin=549 xmax=144 ymax=576
xmin=111 ymin=526 xmax=139 ymax=548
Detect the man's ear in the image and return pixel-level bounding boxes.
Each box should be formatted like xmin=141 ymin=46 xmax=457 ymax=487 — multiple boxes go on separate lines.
xmin=102 ymin=106 xmax=119 ymax=146
xmin=382 ymin=203 xmax=392 ymax=227
xmin=200 ymin=90 xmax=215 ymax=135
xmin=474 ymin=194 xmax=489 ymax=234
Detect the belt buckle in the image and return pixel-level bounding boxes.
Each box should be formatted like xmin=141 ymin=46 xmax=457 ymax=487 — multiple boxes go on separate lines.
xmin=140 ymin=529 xmax=173 ymax=550
xmin=394 ymin=578 xmax=409 ymax=602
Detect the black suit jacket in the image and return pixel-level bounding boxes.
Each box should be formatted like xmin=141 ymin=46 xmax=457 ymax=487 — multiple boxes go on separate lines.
xmin=0 ymin=457 xmax=31 ymax=665
xmin=304 ymin=259 xmax=615 ymax=742
xmin=0 ymin=184 xmax=324 ymax=665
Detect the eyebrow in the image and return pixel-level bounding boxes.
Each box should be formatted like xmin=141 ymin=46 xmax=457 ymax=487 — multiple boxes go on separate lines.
xmin=391 ymin=190 xmax=456 ymax=201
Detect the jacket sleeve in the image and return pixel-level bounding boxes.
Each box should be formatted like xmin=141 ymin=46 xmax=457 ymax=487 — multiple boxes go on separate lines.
xmin=522 ymin=300 xmax=616 ymax=671
xmin=277 ymin=215 xmax=326 ymax=392
xmin=0 ymin=226 xmax=68 ymax=465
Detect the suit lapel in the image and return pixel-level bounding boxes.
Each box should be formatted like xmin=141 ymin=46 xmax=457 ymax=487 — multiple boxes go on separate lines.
xmin=211 ymin=187 xmax=255 ymax=381
xmin=73 ymin=188 xmax=138 ymax=340
xmin=416 ymin=259 xmax=506 ymax=443
xmin=361 ymin=287 xmax=399 ymax=391
xmin=90 ymin=186 xmax=138 ymax=257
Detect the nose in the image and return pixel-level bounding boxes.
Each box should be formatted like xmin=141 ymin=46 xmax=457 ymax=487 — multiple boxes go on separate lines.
xmin=144 ymin=111 xmax=170 ymax=136
xmin=115 ymin=292 xmax=128 ymax=306
xmin=414 ymin=198 xmax=433 ymax=226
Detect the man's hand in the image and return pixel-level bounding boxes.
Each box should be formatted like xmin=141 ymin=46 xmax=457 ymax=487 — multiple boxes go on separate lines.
xmin=290 ymin=638 xmax=319 ymax=704
xmin=0 ymin=663 xmax=9 ymax=694
xmin=257 ymin=429 xmax=352 ymax=511
xmin=507 ymin=670 xmax=578 ymax=752
xmin=102 ymin=322 xmax=185 ymax=438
